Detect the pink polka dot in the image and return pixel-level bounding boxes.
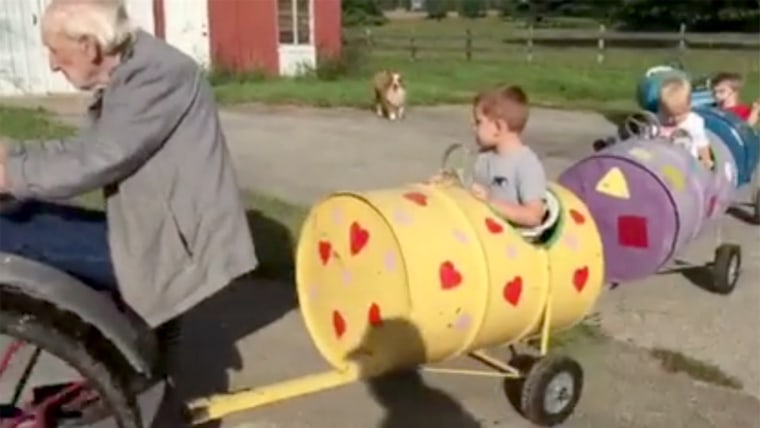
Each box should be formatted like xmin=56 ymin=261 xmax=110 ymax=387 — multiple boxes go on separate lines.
xmin=331 ymin=207 xmax=343 ymax=225
xmin=342 ymin=270 xmax=353 ymax=286
xmin=384 ymin=251 xmax=397 ymax=271
xmin=452 ymin=229 xmax=469 ymax=244
xmin=307 ymin=284 xmax=318 ymax=301
xmin=564 ymin=233 xmax=579 ymax=251
xmin=453 ymin=313 xmax=472 ymax=330
xmin=506 ymin=245 xmax=518 ymax=260
xmin=393 ymin=209 xmax=412 ymax=225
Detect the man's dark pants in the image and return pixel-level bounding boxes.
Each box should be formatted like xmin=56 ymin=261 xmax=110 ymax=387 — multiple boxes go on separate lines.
xmin=0 ymin=200 xmax=117 ymax=291
xmin=0 ymin=200 xmax=181 ymax=371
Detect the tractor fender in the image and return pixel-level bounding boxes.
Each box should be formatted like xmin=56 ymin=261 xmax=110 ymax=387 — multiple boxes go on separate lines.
xmin=0 ymin=253 xmax=157 ymax=376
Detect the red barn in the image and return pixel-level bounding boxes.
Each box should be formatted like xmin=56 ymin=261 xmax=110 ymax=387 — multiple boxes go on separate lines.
xmin=153 ymin=0 xmax=342 ymax=75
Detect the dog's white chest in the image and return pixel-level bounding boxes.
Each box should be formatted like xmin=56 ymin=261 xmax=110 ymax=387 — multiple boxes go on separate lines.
xmin=385 ymin=88 xmax=406 ymax=107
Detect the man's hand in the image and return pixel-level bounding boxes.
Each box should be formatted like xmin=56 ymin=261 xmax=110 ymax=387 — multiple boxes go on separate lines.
xmin=0 ymin=138 xmax=10 ymax=192
xmin=470 ymin=183 xmax=489 ymax=201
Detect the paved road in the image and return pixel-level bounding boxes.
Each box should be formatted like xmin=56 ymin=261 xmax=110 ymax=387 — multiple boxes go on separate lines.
xmin=1 ymin=97 xmax=759 ymax=427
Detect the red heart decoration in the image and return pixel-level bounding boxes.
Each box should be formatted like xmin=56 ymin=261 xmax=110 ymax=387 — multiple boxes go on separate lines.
xmin=368 ymin=303 xmax=383 ymax=326
xmin=332 ymin=310 xmax=346 ymax=338
xmin=573 ymin=266 xmax=589 ymax=292
xmin=403 ymin=192 xmax=428 ymax=207
xmin=439 ymin=261 xmax=463 ymax=290
xmin=349 ymin=222 xmax=370 ymax=255
xmin=503 ymin=276 xmax=523 ymax=306
xmin=318 ymin=241 xmax=332 ymax=265
xmin=484 ymin=217 xmax=504 ymax=234
xmin=569 ymin=209 xmax=585 ymax=225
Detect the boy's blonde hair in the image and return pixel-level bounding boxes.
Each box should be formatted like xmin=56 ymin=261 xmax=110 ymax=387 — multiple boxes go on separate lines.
xmin=659 ymin=77 xmax=692 ymax=116
xmin=473 ymin=85 xmax=530 ymax=133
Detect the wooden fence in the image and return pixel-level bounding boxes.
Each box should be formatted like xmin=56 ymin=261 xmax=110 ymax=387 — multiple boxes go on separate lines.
xmin=354 ymin=25 xmax=760 ymax=64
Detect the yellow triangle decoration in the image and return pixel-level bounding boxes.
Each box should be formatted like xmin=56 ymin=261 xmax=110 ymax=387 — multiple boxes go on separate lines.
xmin=661 ymin=165 xmax=685 ymax=191
xmin=595 ymin=167 xmax=630 ymax=199
xmin=628 ymin=148 xmax=652 ymax=161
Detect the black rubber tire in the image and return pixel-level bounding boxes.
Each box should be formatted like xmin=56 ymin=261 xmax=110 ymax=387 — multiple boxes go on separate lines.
xmin=519 ymin=354 xmax=583 ymax=427
xmin=752 ymin=189 xmax=760 ymax=226
xmin=0 ymin=301 xmax=142 ymax=427
xmin=711 ymin=244 xmax=742 ymax=295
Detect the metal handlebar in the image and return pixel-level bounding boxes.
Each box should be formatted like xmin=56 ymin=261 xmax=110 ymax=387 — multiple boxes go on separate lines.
xmin=440 ymin=143 xmax=476 ymax=187
xmin=624 ymin=111 xmax=662 ymax=139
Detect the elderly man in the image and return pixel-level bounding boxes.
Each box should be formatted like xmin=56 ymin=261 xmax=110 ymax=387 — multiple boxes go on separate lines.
xmin=0 ymin=0 xmax=257 ymax=329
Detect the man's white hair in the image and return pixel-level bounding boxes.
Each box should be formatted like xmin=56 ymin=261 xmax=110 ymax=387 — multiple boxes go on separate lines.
xmin=44 ymin=0 xmax=136 ymax=54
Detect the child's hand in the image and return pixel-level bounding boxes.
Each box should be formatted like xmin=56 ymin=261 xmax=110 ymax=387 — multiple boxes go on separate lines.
xmin=470 ymin=183 xmax=489 ymax=201
xmin=752 ymin=99 xmax=760 ymax=112
xmin=701 ymin=158 xmax=714 ymax=170
xmin=426 ymin=172 xmax=444 ymax=184
xmin=427 ymin=170 xmax=461 ymax=186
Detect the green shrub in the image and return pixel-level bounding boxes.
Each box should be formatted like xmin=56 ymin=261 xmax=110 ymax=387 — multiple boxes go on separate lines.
xmin=313 ymin=40 xmax=368 ymax=81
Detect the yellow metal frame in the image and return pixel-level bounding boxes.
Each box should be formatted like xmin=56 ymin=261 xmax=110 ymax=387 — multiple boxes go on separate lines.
xmin=186 ymin=293 xmax=556 ymax=425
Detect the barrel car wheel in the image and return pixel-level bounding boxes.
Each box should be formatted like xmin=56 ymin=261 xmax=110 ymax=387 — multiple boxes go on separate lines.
xmin=752 ymin=189 xmax=760 ymax=225
xmin=518 ymin=354 xmax=583 ymax=427
xmin=711 ymin=244 xmax=741 ymax=295
xmin=0 ymin=294 xmax=141 ymax=428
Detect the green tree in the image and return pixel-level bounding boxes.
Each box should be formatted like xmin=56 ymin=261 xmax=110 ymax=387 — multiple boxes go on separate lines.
xmin=497 ymin=0 xmax=517 ymax=17
xmin=615 ymin=0 xmax=759 ymax=32
xmin=342 ymin=0 xmax=388 ymax=27
xmin=460 ymin=0 xmax=487 ymax=18
xmin=426 ymin=0 xmax=450 ymax=20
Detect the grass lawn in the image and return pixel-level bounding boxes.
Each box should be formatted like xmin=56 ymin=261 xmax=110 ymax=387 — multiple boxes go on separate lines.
xmin=0 ymin=106 xmax=76 ymax=140
xmin=213 ymin=16 xmax=759 ymax=112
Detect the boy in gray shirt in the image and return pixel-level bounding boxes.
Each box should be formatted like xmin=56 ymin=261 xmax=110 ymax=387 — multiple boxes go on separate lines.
xmin=469 ymin=86 xmax=547 ymax=228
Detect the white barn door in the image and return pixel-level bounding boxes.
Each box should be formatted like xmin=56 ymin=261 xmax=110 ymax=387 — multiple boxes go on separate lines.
xmin=277 ymin=0 xmax=315 ymax=76
xmin=0 ymin=0 xmax=155 ymax=96
xmin=123 ymin=0 xmax=155 ymax=36
xmin=162 ymin=0 xmax=210 ymax=67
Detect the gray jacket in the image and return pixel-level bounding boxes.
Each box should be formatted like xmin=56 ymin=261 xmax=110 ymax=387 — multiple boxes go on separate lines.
xmin=5 ymin=31 xmax=258 ymax=327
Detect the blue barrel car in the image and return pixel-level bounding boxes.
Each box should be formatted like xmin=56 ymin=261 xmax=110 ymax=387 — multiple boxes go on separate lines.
xmin=637 ymin=64 xmax=716 ymax=113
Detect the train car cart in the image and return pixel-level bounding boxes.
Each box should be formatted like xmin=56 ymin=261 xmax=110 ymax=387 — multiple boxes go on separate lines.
xmin=568 ymin=111 xmax=751 ymax=294
xmin=1 ymin=146 xmax=608 ymax=428
xmin=187 ymin=144 xmax=606 ymax=426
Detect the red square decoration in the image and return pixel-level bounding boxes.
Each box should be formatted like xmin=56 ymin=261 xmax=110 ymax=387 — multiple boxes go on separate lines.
xmin=617 ymin=215 xmax=649 ymax=249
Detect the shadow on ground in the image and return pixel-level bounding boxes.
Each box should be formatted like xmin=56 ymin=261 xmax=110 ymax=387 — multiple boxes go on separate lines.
xmin=349 ymin=318 xmax=482 ymax=428
xmin=152 ymin=209 xmax=299 ymax=427
xmin=658 ymin=259 xmax=719 ymax=293
xmin=727 ymin=202 xmax=759 ymax=225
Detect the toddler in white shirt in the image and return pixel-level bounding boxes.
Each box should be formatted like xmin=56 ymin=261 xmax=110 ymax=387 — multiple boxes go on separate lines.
xmin=658 ymin=77 xmax=714 ymax=169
